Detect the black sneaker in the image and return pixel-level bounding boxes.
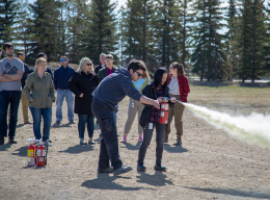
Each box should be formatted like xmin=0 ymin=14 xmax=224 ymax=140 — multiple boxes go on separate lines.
xmin=98 ymin=166 xmax=113 ymax=173
xmin=8 ymin=139 xmax=18 ymax=144
xmin=0 ymin=138 xmax=4 ymax=145
xmin=113 ymin=165 xmax=132 ymax=176
xmin=154 ymin=164 xmax=166 ymax=172
xmin=137 ymin=164 xmax=146 ymax=172
xmin=56 ymin=121 xmax=61 ymax=125
xmin=69 ymin=121 xmax=75 ymax=124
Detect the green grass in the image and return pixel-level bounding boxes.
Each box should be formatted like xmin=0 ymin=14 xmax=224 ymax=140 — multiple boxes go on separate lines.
xmin=188 ymin=85 xmax=270 ymax=115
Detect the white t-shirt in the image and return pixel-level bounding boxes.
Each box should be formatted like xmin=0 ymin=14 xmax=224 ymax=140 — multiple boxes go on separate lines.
xmin=168 ymin=76 xmax=180 ymax=95
xmin=0 ymin=57 xmax=24 ymax=91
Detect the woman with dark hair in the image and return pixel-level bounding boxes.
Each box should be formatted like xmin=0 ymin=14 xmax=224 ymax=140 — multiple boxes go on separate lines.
xmin=137 ymin=68 xmax=175 ymax=172
xmin=165 ymin=62 xmax=190 ymax=146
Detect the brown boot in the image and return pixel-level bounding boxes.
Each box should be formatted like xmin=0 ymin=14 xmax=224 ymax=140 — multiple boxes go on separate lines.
xmin=174 ymin=136 xmax=182 ymax=146
xmin=164 ymin=135 xmax=168 ymax=143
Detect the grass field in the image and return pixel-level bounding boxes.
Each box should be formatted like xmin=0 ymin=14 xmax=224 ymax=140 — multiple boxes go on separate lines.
xmin=188 ymin=85 xmax=270 ymax=115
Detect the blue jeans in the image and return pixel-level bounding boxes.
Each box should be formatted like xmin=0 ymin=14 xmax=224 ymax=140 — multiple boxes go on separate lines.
xmin=0 ymin=91 xmax=21 ymax=139
xmin=78 ymin=114 xmax=94 ymax=139
xmin=56 ymin=89 xmax=74 ymax=122
xmin=30 ymin=106 xmax=52 ymax=141
xmin=91 ymin=99 xmax=122 ymax=170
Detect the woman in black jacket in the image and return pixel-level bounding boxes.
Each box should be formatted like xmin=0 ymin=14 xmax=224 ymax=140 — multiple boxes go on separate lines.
xmin=137 ymin=68 xmax=175 ymax=172
xmin=68 ymin=57 xmax=100 ymax=145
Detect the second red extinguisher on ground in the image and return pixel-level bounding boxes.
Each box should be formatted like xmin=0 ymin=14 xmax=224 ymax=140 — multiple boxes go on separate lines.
xmin=36 ymin=144 xmax=47 ymax=167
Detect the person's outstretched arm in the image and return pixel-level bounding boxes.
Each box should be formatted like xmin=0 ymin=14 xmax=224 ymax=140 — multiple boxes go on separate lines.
xmin=140 ymin=95 xmax=160 ymax=109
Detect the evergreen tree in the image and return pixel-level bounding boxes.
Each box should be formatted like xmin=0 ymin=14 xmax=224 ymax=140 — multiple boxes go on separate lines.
xmin=226 ymin=0 xmax=238 ymax=80
xmin=83 ymin=0 xmax=118 ymax=64
xmin=153 ymin=0 xmax=183 ymax=67
xmin=66 ymin=0 xmax=87 ymax=63
xmin=236 ymin=0 xmax=266 ymax=83
xmin=191 ymin=0 xmax=227 ymax=82
xmin=0 ymin=0 xmax=17 ymax=44
xmin=12 ymin=0 xmax=33 ymax=62
xmin=180 ymin=0 xmax=194 ymax=69
xmin=120 ymin=0 xmax=155 ymax=67
xmin=29 ymin=0 xmax=63 ymax=63
xmin=263 ymin=1 xmax=270 ymax=73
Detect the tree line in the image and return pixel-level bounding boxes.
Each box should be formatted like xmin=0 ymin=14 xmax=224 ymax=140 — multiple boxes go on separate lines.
xmin=1 ymin=0 xmax=270 ymax=82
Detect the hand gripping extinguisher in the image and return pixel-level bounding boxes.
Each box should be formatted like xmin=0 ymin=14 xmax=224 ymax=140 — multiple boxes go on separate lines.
xmin=36 ymin=143 xmax=47 ymax=167
xmin=160 ymin=97 xmax=170 ymax=124
xmin=27 ymin=143 xmax=37 ymax=167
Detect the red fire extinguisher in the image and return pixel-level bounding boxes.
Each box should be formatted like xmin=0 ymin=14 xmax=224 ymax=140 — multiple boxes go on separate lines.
xmin=36 ymin=144 xmax=47 ymax=167
xmin=27 ymin=143 xmax=37 ymax=167
xmin=160 ymin=101 xmax=169 ymax=124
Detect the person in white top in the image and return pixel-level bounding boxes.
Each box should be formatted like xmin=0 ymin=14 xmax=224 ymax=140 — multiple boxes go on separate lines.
xmin=165 ymin=62 xmax=190 ymax=146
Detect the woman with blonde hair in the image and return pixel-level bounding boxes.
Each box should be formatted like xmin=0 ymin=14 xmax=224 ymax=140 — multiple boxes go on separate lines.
xmin=68 ymin=57 xmax=100 ymax=145
xmin=24 ymin=57 xmax=55 ymax=146
xmin=165 ymin=62 xmax=190 ymax=146
xmin=121 ymin=67 xmax=151 ymax=143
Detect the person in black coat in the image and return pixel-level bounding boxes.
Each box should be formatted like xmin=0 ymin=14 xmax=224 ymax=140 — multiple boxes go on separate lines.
xmin=68 ymin=57 xmax=100 ymax=145
xmin=137 ymin=68 xmax=176 ymax=172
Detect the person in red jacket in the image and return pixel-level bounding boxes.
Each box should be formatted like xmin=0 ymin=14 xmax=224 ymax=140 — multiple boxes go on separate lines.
xmin=165 ymin=62 xmax=190 ymax=146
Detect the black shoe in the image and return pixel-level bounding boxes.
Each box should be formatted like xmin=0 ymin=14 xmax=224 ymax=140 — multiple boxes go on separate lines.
xmin=69 ymin=121 xmax=75 ymax=124
xmin=154 ymin=164 xmax=166 ymax=172
xmin=98 ymin=166 xmax=113 ymax=173
xmin=56 ymin=121 xmax=61 ymax=125
xmin=8 ymin=139 xmax=18 ymax=144
xmin=137 ymin=164 xmax=146 ymax=172
xmin=113 ymin=165 xmax=133 ymax=176
xmin=0 ymin=138 xmax=4 ymax=145
xmin=24 ymin=121 xmax=33 ymax=124
xmin=174 ymin=137 xmax=182 ymax=146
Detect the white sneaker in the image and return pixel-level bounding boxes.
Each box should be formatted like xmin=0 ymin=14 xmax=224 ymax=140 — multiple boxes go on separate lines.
xmin=44 ymin=140 xmax=52 ymax=147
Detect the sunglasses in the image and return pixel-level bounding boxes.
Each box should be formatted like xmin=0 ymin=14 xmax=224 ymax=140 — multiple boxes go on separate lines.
xmin=86 ymin=63 xmax=92 ymax=66
xmin=60 ymin=59 xmax=67 ymax=62
xmin=135 ymin=71 xmax=143 ymax=77
xmin=106 ymin=59 xmax=113 ymax=63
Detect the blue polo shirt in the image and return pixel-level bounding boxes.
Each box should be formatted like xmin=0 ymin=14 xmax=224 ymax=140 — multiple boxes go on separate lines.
xmin=53 ymin=65 xmax=75 ymax=90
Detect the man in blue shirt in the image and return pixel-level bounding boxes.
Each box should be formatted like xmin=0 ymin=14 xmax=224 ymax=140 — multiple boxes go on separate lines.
xmin=54 ymin=56 xmax=75 ymax=124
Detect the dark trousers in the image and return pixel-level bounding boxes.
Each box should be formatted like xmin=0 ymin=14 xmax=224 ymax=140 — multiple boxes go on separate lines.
xmin=78 ymin=114 xmax=94 ymax=139
xmin=30 ymin=106 xmax=52 ymax=141
xmin=0 ymin=91 xmax=21 ymax=139
xmin=91 ymin=99 xmax=122 ymax=170
xmin=138 ymin=122 xmax=166 ymax=165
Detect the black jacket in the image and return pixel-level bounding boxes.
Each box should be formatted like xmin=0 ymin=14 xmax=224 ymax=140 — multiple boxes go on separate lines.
xmin=139 ymin=82 xmax=173 ymax=128
xmin=68 ymin=71 xmax=100 ymax=115
xmin=21 ymin=63 xmax=29 ymax=88
xmin=94 ymin=64 xmax=105 ymax=74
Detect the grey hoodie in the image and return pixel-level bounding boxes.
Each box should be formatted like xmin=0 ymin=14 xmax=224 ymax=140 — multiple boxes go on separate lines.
xmin=92 ymin=67 xmax=142 ymax=111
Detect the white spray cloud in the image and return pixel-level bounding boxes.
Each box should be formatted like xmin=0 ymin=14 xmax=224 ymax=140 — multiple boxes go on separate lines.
xmin=181 ymin=102 xmax=270 ymax=148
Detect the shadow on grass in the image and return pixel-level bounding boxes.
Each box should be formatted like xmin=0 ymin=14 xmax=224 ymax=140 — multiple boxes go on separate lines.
xmin=184 ymin=186 xmax=270 ymax=199
xmin=120 ymin=142 xmax=141 ymax=151
xmin=58 ymin=144 xmax=94 ymax=154
xmin=136 ymin=171 xmax=174 ymax=187
xmin=164 ymin=144 xmax=189 ymax=153
xmin=82 ymin=173 xmax=150 ymax=191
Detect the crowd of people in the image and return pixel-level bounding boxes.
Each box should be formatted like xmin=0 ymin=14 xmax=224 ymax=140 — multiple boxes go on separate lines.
xmin=0 ymin=42 xmax=190 ymax=176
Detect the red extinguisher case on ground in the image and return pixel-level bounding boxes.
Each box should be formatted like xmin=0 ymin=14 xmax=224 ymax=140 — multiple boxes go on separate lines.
xmin=36 ymin=144 xmax=47 ymax=167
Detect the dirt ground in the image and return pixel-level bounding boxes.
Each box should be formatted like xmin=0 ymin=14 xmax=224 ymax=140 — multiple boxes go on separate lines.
xmin=0 ymin=85 xmax=270 ymax=200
